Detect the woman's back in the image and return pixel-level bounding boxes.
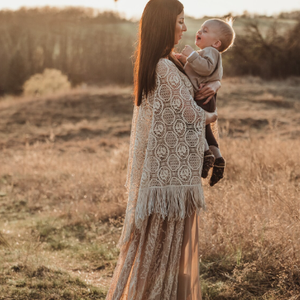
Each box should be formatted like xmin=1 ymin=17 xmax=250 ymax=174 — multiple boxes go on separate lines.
xmin=122 ymin=58 xmax=206 ymax=244
xmin=106 ymin=59 xmax=205 ymax=300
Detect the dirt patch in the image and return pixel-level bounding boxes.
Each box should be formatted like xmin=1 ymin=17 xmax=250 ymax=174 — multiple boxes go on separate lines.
xmin=0 ymin=91 xmax=133 ymax=149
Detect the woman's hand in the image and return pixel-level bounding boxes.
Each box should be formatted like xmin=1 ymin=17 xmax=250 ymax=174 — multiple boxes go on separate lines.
xmin=205 ymin=110 xmax=218 ymax=125
xmin=195 ymin=81 xmax=221 ymax=104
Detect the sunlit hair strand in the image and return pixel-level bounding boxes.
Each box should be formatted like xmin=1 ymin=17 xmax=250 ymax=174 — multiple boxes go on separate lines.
xmin=134 ymin=0 xmax=184 ymax=106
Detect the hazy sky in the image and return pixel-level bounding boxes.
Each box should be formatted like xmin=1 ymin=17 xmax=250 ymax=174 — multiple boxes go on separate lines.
xmin=1 ymin=0 xmax=300 ymax=19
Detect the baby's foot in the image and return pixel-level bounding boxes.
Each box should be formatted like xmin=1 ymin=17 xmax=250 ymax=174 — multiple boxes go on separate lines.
xmin=205 ymin=111 xmax=218 ymax=125
xmin=202 ymin=149 xmax=215 ymax=178
xmin=210 ymin=157 xmax=225 ymax=186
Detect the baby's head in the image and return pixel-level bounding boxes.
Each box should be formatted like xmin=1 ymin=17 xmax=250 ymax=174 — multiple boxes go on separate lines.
xmin=195 ymin=18 xmax=235 ymax=53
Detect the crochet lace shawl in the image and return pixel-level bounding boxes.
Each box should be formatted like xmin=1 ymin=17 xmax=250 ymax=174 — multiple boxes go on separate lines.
xmin=119 ymin=58 xmax=207 ymax=247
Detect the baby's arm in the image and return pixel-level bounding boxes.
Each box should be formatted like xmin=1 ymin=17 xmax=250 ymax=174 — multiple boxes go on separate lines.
xmin=174 ymin=53 xmax=187 ymax=65
xmin=174 ymin=45 xmax=195 ymax=65
xmin=184 ymin=47 xmax=220 ymax=77
xmin=181 ymin=45 xmax=194 ymax=57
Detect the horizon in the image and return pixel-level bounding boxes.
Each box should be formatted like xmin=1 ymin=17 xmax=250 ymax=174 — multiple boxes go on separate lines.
xmin=0 ymin=0 xmax=300 ymax=20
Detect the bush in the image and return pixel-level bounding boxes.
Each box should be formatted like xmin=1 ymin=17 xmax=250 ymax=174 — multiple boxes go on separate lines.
xmin=225 ymin=20 xmax=300 ymax=79
xmin=23 ymin=69 xmax=71 ymax=96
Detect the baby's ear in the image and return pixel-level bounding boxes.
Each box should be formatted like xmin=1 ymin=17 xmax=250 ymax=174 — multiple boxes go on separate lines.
xmin=213 ymin=40 xmax=221 ymax=49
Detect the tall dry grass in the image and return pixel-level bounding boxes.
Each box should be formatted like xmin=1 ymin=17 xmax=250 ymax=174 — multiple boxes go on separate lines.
xmin=1 ymin=81 xmax=299 ymax=298
xmin=199 ymin=134 xmax=300 ymax=298
xmin=0 ymin=141 xmax=128 ymax=225
xmin=1 ymin=133 xmax=299 ymax=297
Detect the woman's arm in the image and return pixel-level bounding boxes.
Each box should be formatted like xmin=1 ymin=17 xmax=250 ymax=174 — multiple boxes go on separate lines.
xmin=194 ymin=81 xmax=221 ymax=104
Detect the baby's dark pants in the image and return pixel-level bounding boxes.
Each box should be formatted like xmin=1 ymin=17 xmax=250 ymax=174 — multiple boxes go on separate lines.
xmin=195 ymin=94 xmax=218 ymax=148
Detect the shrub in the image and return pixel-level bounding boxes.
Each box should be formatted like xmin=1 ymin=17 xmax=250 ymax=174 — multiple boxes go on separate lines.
xmin=23 ymin=69 xmax=71 ymax=96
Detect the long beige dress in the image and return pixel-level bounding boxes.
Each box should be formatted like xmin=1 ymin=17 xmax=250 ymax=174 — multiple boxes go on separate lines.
xmin=106 ymin=58 xmax=206 ymax=300
xmin=106 ymin=212 xmax=201 ymax=300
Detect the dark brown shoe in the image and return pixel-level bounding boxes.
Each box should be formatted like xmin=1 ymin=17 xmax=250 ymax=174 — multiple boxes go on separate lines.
xmin=210 ymin=157 xmax=225 ymax=186
xmin=202 ymin=149 xmax=215 ymax=178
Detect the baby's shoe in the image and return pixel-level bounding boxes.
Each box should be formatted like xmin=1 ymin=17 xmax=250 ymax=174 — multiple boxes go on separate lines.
xmin=201 ymin=149 xmax=215 ymax=178
xmin=209 ymin=157 xmax=225 ymax=186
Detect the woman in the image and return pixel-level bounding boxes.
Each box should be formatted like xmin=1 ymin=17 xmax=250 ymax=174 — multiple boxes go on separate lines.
xmin=106 ymin=0 xmax=220 ymax=299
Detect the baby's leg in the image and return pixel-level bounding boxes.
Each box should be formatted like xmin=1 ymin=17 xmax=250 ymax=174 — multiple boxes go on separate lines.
xmin=206 ymin=125 xmax=221 ymax=158
xmin=197 ymin=95 xmax=224 ymax=182
xmin=202 ymin=126 xmax=216 ymax=178
xmin=206 ymin=124 xmax=218 ymax=148
xmin=200 ymin=95 xmax=218 ymax=125
xmin=206 ymin=124 xmax=225 ymax=186
xmin=195 ymin=94 xmax=217 ymax=112
xmin=202 ymin=141 xmax=214 ymax=178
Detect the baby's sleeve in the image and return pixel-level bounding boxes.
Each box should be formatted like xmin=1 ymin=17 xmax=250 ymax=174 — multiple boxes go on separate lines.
xmin=186 ymin=47 xmax=220 ymax=77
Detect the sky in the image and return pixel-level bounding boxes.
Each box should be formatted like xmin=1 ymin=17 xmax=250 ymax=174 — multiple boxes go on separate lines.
xmin=0 ymin=0 xmax=299 ymax=19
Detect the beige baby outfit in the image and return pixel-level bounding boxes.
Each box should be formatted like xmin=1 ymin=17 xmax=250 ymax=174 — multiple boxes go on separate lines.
xmin=184 ymin=46 xmax=223 ymax=92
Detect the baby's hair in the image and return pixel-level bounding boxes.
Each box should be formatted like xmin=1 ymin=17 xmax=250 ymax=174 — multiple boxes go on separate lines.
xmin=209 ymin=18 xmax=235 ymax=53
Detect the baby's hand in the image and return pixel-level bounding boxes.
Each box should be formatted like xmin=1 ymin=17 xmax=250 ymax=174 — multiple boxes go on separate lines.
xmin=175 ymin=53 xmax=187 ymax=65
xmin=174 ymin=52 xmax=181 ymax=60
xmin=182 ymin=45 xmax=194 ymax=57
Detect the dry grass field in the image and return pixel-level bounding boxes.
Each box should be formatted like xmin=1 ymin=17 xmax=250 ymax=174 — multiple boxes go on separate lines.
xmin=0 ymin=78 xmax=300 ymax=299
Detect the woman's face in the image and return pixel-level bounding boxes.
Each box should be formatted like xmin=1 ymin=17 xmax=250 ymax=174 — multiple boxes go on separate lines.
xmin=174 ymin=11 xmax=187 ymax=45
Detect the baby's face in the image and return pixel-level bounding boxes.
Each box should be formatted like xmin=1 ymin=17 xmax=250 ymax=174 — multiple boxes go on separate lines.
xmin=195 ymin=20 xmax=221 ymax=50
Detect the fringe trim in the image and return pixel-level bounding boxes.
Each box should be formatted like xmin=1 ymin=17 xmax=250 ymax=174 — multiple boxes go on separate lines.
xmin=135 ymin=185 xmax=206 ymax=229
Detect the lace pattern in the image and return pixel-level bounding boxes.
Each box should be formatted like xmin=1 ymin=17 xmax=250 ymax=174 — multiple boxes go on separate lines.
xmin=119 ymin=59 xmax=206 ymax=247
xmin=105 ymin=212 xmax=201 ymax=300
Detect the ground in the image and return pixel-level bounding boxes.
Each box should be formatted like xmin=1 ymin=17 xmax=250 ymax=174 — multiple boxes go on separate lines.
xmin=0 ymin=78 xmax=300 ymax=299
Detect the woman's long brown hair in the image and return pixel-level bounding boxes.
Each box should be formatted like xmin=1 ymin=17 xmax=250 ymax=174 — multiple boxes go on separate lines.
xmin=134 ymin=0 xmax=184 ymax=106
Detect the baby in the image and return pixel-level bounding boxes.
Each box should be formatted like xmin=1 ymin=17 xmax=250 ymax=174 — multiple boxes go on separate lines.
xmin=176 ymin=18 xmax=235 ymax=186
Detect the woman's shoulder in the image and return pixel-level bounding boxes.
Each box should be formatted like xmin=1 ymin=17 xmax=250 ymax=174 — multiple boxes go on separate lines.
xmin=156 ymin=58 xmax=180 ymax=78
xmin=157 ymin=58 xmax=177 ymax=68
xmin=156 ymin=58 xmax=194 ymax=96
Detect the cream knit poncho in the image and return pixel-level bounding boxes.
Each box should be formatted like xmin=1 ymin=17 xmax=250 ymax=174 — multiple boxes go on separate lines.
xmin=119 ymin=58 xmax=207 ymax=247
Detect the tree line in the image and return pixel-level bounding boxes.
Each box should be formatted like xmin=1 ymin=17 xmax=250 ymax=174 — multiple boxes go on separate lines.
xmin=0 ymin=7 xmax=135 ymax=95
xmin=0 ymin=7 xmax=299 ymax=95
xmin=224 ymin=20 xmax=300 ymax=78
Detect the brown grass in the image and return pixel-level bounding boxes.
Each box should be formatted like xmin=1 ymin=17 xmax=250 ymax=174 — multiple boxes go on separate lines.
xmin=0 ymin=79 xmax=300 ymax=299
xmin=200 ymin=135 xmax=300 ymax=298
